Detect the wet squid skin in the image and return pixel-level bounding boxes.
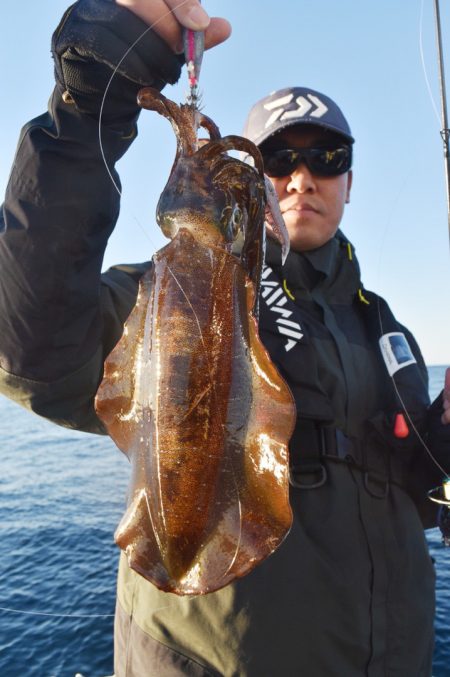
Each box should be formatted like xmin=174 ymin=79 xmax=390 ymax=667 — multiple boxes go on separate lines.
xmin=95 ymin=88 xmax=296 ymax=595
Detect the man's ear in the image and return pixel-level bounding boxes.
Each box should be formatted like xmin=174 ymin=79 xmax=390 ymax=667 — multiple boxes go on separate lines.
xmin=345 ymin=169 xmax=353 ymax=204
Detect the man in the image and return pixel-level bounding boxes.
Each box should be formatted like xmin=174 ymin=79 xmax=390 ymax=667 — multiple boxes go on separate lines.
xmin=1 ymin=1 xmax=449 ymax=675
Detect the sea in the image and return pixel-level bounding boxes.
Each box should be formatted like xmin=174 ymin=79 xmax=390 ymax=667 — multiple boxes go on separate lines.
xmin=0 ymin=366 xmax=449 ymax=677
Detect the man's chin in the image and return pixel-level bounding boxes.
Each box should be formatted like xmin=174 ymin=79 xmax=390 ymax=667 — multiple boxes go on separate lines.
xmin=283 ymin=211 xmax=317 ymax=229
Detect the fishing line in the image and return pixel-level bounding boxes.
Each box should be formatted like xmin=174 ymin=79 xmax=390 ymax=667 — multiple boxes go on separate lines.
xmin=98 ymin=0 xmax=191 ymax=238
xmin=373 ymin=0 xmax=449 ymax=480
xmin=371 ymin=173 xmax=441 ymax=467
xmin=0 ymin=593 xmax=202 ymax=619
xmin=419 ymin=0 xmax=441 ymax=127
xmin=98 ymin=0 xmax=215 ymax=378
xmin=0 ymin=606 xmax=114 ymax=619
xmin=375 ymin=301 xmax=449 ymax=479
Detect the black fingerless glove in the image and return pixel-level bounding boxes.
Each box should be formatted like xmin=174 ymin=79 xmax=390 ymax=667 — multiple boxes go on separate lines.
xmin=52 ymin=0 xmax=183 ymax=124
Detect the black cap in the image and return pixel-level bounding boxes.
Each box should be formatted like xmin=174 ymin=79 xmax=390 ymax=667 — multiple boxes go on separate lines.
xmin=243 ymin=86 xmax=354 ymax=146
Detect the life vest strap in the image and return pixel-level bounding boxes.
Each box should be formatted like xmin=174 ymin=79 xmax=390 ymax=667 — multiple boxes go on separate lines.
xmin=289 ymin=418 xmax=397 ymax=497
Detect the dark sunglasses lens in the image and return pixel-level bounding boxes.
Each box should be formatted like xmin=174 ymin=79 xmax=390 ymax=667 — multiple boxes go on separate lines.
xmin=262 ymin=149 xmax=300 ymax=177
xmin=308 ymin=147 xmax=351 ymax=175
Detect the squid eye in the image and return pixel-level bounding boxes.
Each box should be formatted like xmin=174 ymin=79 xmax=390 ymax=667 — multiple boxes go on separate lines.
xmin=232 ymin=206 xmax=243 ymax=227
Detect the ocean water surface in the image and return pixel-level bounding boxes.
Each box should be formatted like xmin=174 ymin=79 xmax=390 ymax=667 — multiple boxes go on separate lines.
xmin=0 ymin=366 xmax=449 ymax=676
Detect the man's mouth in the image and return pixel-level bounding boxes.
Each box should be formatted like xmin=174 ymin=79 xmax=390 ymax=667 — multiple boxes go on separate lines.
xmin=282 ymin=202 xmax=319 ymax=215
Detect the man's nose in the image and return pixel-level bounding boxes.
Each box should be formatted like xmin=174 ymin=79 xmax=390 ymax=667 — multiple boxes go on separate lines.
xmin=286 ymin=164 xmax=316 ymax=193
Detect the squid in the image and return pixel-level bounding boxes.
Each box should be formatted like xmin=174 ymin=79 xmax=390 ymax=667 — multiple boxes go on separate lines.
xmin=95 ymin=88 xmax=295 ymax=595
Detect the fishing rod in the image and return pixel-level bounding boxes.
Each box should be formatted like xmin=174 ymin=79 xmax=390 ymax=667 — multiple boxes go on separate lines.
xmin=433 ymin=0 xmax=450 ymax=250
xmin=429 ymin=1 xmax=450 ymax=545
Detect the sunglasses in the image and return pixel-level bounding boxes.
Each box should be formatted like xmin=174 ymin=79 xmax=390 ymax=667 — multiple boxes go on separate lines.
xmin=261 ymin=145 xmax=352 ymax=178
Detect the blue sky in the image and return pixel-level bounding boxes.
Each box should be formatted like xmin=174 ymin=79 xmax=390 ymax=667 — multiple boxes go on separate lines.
xmin=1 ymin=0 xmax=450 ymax=366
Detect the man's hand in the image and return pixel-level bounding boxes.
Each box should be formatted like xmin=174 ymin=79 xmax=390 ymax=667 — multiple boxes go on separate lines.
xmin=116 ymin=0 xmax=231 ymax=53
xmin=53 ymin=0 xmax=226 ymax=124
xmin=442 ymin=367 xmax=450 ymax=425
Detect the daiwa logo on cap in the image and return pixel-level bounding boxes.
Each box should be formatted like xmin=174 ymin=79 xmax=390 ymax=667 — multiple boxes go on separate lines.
xmin=263 ymin=92 xmax=329 ymax=129
xmin=242 ymin=86 xmax=354 ymax=148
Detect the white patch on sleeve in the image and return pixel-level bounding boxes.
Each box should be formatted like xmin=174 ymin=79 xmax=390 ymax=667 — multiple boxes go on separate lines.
xmin=379 ymin=332 xmax=416 ymax=376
